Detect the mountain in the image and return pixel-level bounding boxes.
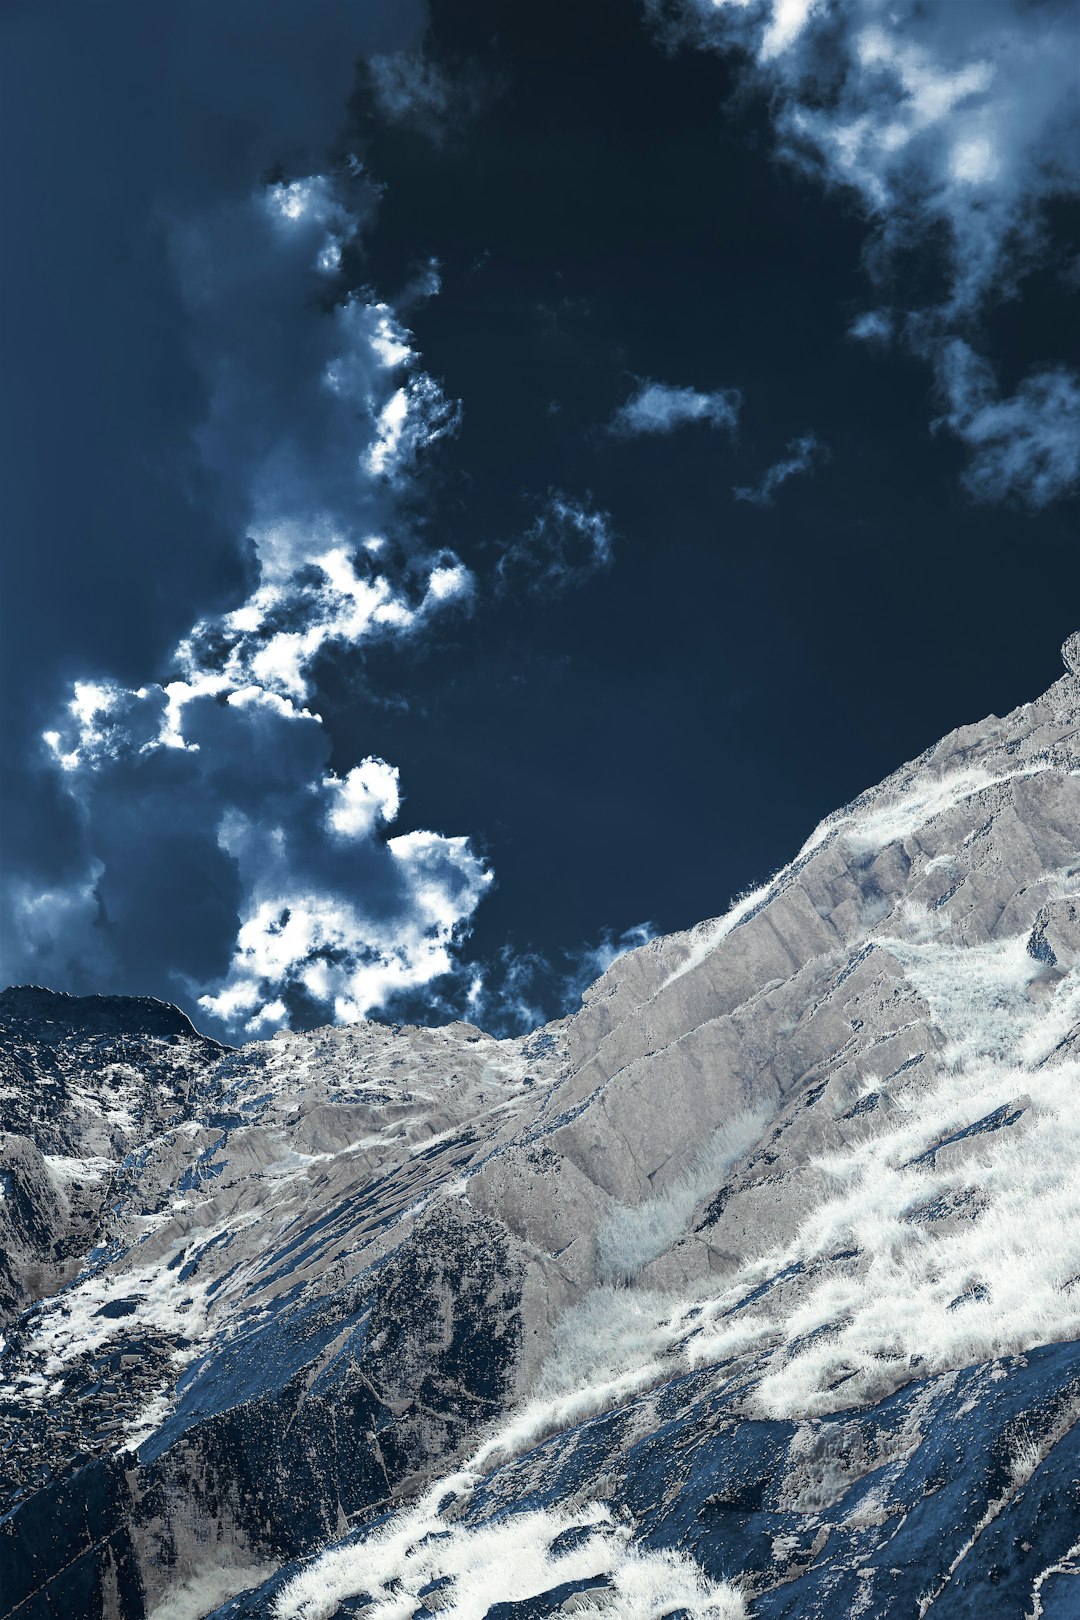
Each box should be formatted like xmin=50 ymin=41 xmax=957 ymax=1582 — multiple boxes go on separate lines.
xmin=2 ymin=637 xmax=1079 ymax=1620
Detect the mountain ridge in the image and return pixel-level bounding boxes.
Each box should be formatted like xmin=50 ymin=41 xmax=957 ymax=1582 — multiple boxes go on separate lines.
xmin=1 ymin=638 xmax=1079 ymax=1619
xmin=0 ymin=987 xmax=208 ymax=1044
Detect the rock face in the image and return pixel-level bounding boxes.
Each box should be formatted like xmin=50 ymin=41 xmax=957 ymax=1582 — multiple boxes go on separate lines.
xmin=1 ymin=644 xmax=1079 ymax=1620
xmin=1062 ymin=629 xmax=1080 ymax=676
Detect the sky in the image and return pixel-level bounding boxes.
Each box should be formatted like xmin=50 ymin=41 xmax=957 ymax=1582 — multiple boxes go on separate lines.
xmin=1 ymin=0 xmax=1078 ymax=1042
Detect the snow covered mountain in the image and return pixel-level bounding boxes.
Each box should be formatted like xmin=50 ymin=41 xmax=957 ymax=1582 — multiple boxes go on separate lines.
xmin=3 ymin=637 xmax=1080 ymax=1620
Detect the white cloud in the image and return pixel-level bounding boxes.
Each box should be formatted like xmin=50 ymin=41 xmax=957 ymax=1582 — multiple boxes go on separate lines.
xmin=367 ymin=372 xmax=461 ymax=480
xmin=41 ymin=200 xmax=478 ymax=758
xmin=369 ymin=306 xmax=413 ymax=369
xmin=759 ymin=0 xmax=817 ymax=62
xmin=44 ymin=679 xmax=171 ymax=771
xmin=425 ymin=561 xmax=472 ymax=604
xmin=42 ymin=541 xmax=470 ymax=767
xmin=174 ymin=194 xmax=462 ymax=586
xmin=265 ymin=175 xmax=354 ymax=237
xmin=610 ymin=379 xmax=741 ymax=437
xmin=324 ymin=758 xmax=400 ymax=841
xmin=366 ymin=387 xmax=410 ymax=476
xmin=733 ymin=431 xmax=825 ymax=504
xmin=496 ymin=493 xmax=615 ymax=594
xmin=660 ymin=0 xmax=1080 ymax=504
xmin=935 ymin=339 xmax=1080 ymax=508
xmin=26 ymin=170 xmax=489 ymax=1038
xmin=849 ymin=308 xmax=892 ymax=345
xmin=198 ymin=824 xmax=492 ymax=1036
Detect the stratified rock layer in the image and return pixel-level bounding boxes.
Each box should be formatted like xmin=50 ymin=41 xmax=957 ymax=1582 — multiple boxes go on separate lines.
xmin=2 ymin=645 xmax=1079 ymax=1620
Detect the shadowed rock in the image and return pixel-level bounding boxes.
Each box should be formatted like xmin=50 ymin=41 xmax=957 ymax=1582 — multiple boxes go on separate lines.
xmin=2 ymin=643 xmax=1080 ymax=1619
xmin=0 ymin=986 xmax=203 ymax=1042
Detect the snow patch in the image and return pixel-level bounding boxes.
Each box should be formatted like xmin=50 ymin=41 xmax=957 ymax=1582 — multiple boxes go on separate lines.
xmin=275 ymin=1497 xmax=744 ymax=1620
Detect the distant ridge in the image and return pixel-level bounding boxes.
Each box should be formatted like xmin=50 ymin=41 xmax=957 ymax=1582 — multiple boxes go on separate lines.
xmin=0 ymin=984 xmax=205 ymax=1042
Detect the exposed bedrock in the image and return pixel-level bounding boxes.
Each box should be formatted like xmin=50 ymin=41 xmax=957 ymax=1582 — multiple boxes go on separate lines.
xmin=1 ymin=641 xmax=1079 ymax=1618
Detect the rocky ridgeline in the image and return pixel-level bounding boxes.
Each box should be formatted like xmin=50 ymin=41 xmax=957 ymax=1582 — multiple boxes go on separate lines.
xmin=1 ymin=641 xmax=1079 ymax=1620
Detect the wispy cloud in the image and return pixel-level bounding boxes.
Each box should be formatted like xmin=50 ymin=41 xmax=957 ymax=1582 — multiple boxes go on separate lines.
xmin=733 ymin=432 xmax=825 ymax=505
xmin=655 ymin=0 xmax=1080 ymax=505
xmin=13 ymin=168 xmax=491 ymax=1039
xmin=496 ymin=493 xmax=615 ymax=595
xmin=368 ymin=50 xmax=453 ymax=132
xmin=458 ymin=922 xmax=656 ymax=1037
xmin=848 ymin=309 xmax=893 ymax=346
xmin=610 ymin=379 xmax=741 ymax=437
xmin=935 ymin=340 xmax=1080 ymax=509
xmin=365 ymin=47 xmax=488 ymax=143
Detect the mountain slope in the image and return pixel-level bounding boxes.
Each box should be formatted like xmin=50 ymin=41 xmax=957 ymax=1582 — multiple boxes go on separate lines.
xmin=1 ymin=639 xmax=1079 ymax=1620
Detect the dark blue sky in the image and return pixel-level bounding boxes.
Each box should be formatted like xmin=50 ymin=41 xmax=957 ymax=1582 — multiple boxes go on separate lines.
xmin=2 ymin=0 xmax=1078 ymax=1038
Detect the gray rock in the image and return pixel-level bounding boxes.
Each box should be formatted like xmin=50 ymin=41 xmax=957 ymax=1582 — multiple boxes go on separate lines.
xmin=2 ymin=642 xmax=1080 ymax=1618
xmin=1063 ymin=628 xmax=1080 ymax=676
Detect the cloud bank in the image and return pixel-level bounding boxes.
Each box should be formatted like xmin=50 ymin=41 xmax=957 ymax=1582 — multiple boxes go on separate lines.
xmin=8 ymin=169 xmax=491 ymax=1039
xmin=657 ymin=0 xmax=1080 ymax=505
